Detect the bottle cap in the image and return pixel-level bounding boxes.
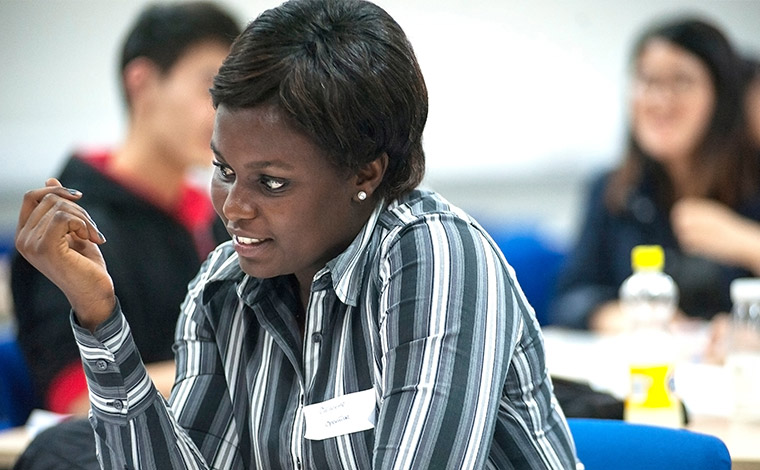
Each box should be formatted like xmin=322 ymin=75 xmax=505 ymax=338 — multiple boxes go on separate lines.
xmin=631 ymin=245 xmax=664 ymax=271
xmin=730 ymin=278 xmax=760 ymax=303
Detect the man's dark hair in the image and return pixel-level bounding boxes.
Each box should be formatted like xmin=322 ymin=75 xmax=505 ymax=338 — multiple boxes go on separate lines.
xmin=120 ymin=1 xmax=241 ymax=103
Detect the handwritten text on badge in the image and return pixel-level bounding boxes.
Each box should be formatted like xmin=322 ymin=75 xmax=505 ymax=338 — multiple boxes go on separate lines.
xmin=303 ymin=389 xmax=376 ymax=440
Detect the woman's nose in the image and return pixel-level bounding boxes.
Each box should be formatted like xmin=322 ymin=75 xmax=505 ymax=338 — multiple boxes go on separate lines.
xmin=222 ymin=183 xmax=257 ymax=222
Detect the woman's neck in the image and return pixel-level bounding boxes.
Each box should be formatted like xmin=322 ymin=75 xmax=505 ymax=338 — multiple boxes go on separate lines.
xmin=664 ymin=157 xmax=702 ymax=200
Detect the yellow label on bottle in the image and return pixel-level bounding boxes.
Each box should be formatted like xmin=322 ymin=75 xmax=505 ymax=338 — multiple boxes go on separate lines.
xmin=628 ymin=364 xmax=675 ymax=407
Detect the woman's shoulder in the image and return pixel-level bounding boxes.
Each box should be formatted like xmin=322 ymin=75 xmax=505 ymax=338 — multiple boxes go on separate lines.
xmin=376 ymin=188 xmax=488 ymax=250
xmin=382 ymin=188 xmax=471 ymax=226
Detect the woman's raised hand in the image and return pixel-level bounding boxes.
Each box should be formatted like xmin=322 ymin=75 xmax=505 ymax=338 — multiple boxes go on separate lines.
xmin=15 ymin=178 xmax=115 ymax=331
xmin=672 ymin=197 xmax=760 ymax=275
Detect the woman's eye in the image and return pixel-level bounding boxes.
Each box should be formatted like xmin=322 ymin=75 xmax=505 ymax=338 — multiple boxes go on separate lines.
xmin=261 ymin=176 xmax=287 ymax=192
xmin=212 ymin=161 xmax=234 ymax=179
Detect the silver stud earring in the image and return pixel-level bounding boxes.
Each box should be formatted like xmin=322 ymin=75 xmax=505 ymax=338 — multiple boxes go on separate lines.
xmin=357 ymin=190 xmax=367 ymax=201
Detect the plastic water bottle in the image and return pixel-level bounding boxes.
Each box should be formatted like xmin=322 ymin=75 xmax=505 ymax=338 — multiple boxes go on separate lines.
xmin=619 ymin=245 xmax=678 ymax=330
xmin=726 ymin=278 xmax=760 ymax=422
xmin=619 ymin=245 xmax=684 ymax=428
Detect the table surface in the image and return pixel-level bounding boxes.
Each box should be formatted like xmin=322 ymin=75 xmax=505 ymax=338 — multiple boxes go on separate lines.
xmin=542 ymin=325 xmax=760 ymax=467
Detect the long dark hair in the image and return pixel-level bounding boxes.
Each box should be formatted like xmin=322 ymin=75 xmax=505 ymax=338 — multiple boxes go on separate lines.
xmin=606 ymin=16 xmax=757 ymax=212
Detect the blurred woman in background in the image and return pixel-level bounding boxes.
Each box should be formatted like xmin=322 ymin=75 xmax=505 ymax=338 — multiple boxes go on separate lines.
xmin=551 ymin=17 xmax=760 ymax=333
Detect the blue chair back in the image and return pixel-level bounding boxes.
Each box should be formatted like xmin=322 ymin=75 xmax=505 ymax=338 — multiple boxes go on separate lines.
xmin=485 ymin=226 xmax=565 ymax=325
xmin=0 ymin=237 xmax=40 ymax=429
xmin=0 ymin=332 xmax=38 ymax=429
xmin=568 ymin=418 xmax=731 ymax=470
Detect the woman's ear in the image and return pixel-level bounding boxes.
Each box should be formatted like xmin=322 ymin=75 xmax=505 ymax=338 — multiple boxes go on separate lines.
xmin=354 ymin=153 xmax=389 ymax=201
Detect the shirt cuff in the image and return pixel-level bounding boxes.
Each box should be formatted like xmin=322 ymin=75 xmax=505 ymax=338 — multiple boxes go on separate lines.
xmin=70 ymin=298 xmax=154 ymax=422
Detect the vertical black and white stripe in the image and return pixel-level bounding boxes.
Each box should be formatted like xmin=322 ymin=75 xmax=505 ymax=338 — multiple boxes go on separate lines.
xmin=72 ymin=189 xmax=579 ymax=469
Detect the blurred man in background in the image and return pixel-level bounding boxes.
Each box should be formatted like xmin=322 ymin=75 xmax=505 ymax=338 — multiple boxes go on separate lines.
xmin=11 ymin=2 xmax=240 ymax=468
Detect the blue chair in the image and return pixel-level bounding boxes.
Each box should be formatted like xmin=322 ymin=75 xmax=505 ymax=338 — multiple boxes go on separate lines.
xmin=1 ymin=237 xmax=40 ymax=429
xmin=485 ymin=226 xmax=565 ymax=325
xmin=0 ymin=332 xmax=39 ymax=430
xmin=568 ymin=418 xmax=731 ymax=470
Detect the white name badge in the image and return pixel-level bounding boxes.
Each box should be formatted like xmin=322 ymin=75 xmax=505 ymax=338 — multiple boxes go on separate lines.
xmin=303 ymin=389 xmax=377 ymax=441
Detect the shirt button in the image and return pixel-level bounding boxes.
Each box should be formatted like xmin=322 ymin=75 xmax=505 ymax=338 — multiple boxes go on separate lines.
xmin=311 ymin=333 xmax=322 ymax=344
xmin=96 ymin=360 xmax=108 ymax=371
xmin=112 ymin=399 xmax=124 ymax=410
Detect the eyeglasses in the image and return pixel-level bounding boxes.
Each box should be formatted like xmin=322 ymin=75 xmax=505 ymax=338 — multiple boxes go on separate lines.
xmin=633 ymin=72 xmax=709 ymax=97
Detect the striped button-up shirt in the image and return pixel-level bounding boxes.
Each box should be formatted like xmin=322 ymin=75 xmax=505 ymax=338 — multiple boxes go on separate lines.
xmin=73 ymin=189 xmax=579 ymax=469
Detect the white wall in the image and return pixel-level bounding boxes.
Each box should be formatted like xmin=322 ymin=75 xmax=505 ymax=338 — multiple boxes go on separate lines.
xmin=2 ymin=0 xmax=760 ymax=243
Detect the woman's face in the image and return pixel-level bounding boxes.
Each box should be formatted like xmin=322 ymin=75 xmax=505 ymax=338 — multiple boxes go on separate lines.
xmin=210 ymin=104 xmax=369 ymax=287
xmin=631 ymin=39 xmax=716 ymax=166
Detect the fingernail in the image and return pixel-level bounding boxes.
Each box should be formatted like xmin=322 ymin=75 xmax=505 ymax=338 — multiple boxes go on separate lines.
xmin=66 ymin=188 xmax=82 ymax=196
xmin=98 ymin=231 xmax=106 ymax=242
xmin=84 ymin=213 xmax=98 ymax=229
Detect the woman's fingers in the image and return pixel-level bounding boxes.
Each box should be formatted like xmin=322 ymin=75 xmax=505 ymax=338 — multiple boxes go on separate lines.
xmin=17 ymin=181 xmax=104 ymax=247
xmin=45 ymin=177 xmax=63 ymax=188
xmin=18 ymin=182 xmax=80 ymax=230
xmin=15 ymin=180 xmax=115 ymax=330
xmin=20 ymin=202 xmax=83 ymax=253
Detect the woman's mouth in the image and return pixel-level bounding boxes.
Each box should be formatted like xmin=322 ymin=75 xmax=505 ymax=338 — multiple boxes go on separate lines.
xmin=232 ymin=234 xmax=272 ymax=260
xmin=234 ymin=235 xmax=266 ymax=245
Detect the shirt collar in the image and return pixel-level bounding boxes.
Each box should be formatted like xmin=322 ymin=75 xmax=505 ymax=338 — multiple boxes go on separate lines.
xmin=203 ymin=253 xmax=284 ymax=308
xmin=319 ymin=199 xmax=385 ymax=307
xmin=202 ymin=242 xmax=256 ymax=305
xmin=206 ymin=242 xmax=245 ymax=283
